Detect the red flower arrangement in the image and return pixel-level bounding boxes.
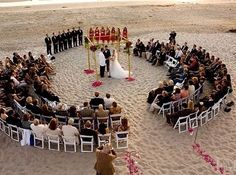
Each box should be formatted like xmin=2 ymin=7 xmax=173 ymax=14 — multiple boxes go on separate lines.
xmin=92 ymin=81 xmax=103 ymax=87
xmin=90 ymin=45 xmax=97 ymax=52
xmin=123 ymin=151 xmax=142 ymax=175
xmin=84 ymin=69 xmax=95 ymax=74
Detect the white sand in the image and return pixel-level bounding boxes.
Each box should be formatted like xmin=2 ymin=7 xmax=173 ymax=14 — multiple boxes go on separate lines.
xmin=0 ymin=2 xmax=236 ymax=175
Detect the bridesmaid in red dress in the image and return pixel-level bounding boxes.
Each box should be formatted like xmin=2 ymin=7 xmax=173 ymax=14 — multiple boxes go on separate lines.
xmin=105 ymin=27 xmax=111 ymax=44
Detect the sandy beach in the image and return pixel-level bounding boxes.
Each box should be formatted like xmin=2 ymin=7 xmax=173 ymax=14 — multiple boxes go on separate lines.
xmin=0 ymin=1 xmax=236 ymax=175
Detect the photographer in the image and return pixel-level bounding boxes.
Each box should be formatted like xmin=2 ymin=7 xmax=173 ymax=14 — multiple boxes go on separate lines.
xmin=94 ymin=144 xmax=117 ymax=175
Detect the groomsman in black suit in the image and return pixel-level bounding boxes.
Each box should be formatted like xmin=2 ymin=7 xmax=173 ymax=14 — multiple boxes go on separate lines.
xmin=52 ymin=32 xmax=59 ymax=54
xmin=72 ymin=27 xmax=78 ymax=47
xmin=103 ymin=45 xmax=111 ymax=77
xmin=58 ymin=31 xmax=64 ymax=52
xmin=77 ymin=27 xmax=83 ymax=46
xmin=62 ymin=30 xmax=68 ymax=50
xmin=67 ymin=29 xmax=72 ymax=48
xmin=45 ymin=34 xmax=52 ymax=55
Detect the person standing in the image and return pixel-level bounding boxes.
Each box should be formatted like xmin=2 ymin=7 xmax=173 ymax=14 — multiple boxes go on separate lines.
xmin=103 ymin=45 xmax=111 ymax=77
xmin=62 ymin=30 xmax=68 ymax=50
xmin=77 ymin=27 xmax=83 ymax=46
xmin=72 ymin=27 xmax=78 ymax=47
xmin=67 ymin=29 xmax=72 ymax=48
xmin=52 ymin=32 xmax=58 ymax=54
xmin=58 ymin=31 xmax=64 ymax=52
xmin=45 ymin=34 xmax=52 ymax=55
xmin=94 ymin=144 xmax=117 ymax=175
xmin=99 ymin=48 xmax=106 ymax=78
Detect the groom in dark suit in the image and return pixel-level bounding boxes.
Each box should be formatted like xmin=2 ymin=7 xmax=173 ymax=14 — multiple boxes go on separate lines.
xmin=103 ymin=45 xmax=111 ymax=78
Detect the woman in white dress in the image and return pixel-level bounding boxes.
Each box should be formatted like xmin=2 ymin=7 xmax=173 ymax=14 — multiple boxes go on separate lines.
xmin=109 ymin=49 xmax=129 ymax=79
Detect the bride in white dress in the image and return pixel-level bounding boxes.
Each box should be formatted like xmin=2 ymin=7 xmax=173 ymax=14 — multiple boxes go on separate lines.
xmin=109 ymin=49 xmax=129 ymax=79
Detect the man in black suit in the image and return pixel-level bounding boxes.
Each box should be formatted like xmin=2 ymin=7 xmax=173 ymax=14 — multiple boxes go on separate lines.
xmin=80 ymin=120 xmax=98 ymax=144
xmin=72 ymin=27 xmax=78 ymax=47
xmin=62 ymin=30 xmax=68 ymax=50
xmin=45 ymin=34 xmax=52 ymax=55
xmin=67 ymin=29 xmax=72 ymax=48
xmin=58 ymin=31 xmax=64 ymax=52
xmin=52 ymin=32 xmax=58 ymax=54
xmin=103 ymin=45 xmax=111 ymax=77
xmin=89 ymin=92 xmax=105 ymax=110
xmin=77 ymin=27 xmax=83 ymax=46
xmin=181 ymin=42 xmax=188 ymax=52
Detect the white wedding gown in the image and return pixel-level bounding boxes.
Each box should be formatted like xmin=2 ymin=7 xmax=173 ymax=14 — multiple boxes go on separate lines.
xmin=110 ymin=56 xmax=129 ymax=79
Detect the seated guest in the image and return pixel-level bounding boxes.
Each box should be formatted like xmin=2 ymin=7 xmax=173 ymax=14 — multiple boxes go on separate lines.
xmin=41 ymin=103 xmax=54 ymax=116
xmin=30 ymin=119 xmax=47 ymax=137
xmin=89 ymin=92 xmax=105 ymax=109
xmin=62 ymin=118 xmax=79 ymax=143
xmin=165 ymin=80 xmax=174 ymax=93
xmin=109 ymin=102 xmax=122 ymax=115
xmin=30 ymin=99 xmax=42 ymax=114
xmin=133 ymin=39 xmax=141 ymax=56
xmin=97 ymin=123 xmax=109 ymax=135
xmin=25 ymin=96 xmax=34 ymax=111
xmin=45 ymin=118 xmax=62 ymax=136
xmin=55 ymin=103 xmax=68 ymax=116
xmin=171 ymin=88 xmax=181 ymax=101
xmin=188 ymin=80 xmax=195 ymax=98
xmin=104 ymin=93 xmax=115 ymax=109
xmin=192 ymin=77 xmax=200 ymax=90
xmin=21 ymin=114 xmax=32 ymax=129
xmin=6 ymin=112 xmax=22 ymax=128
xmin=80 ymin=120 xmax=98 ymax=144
xmin=147 ymin=81 xmax=164 ymax=104
xmin=78 ymin=102 xmax=94 ymax=118
xmin=96 ymin=104 xmax=109 ymax=118
xmin=0 ymin=108 xmax=8 ymax=120
xmin=166 ymin=102 xmax=195 ymax=126
xmin=117 ymin=117 xmax=130 ymax=132
xmin=67 ymin=105 xmax=78 ymax=118
xmin=40 ymin=84 xmax=60 ymax=102
xmin=149 ymin=90 xmax=171 ymax=112
xmin=180 ymin=85 xmax=189 ymax=98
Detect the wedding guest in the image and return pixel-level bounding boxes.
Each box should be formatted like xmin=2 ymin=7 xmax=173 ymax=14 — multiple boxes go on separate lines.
xmin=78 ymin=102 xmax=94 ymax=118
xmin=45 ymin=34 xmax=52 ymax=55
xmin=0 ymin=108 xmax=8 ymax=121
xmin=25 ymin=96 xmax=34 ymax=111
xmin=6 ymin=112 xmax=22 ymax=128
xmin=90 ymin=92 xmax=105 ymax=109
xmin=52 ymin=32 xmax=58 ymax=54
xmin=30 ymin=119 xmax=47 ymax=137
xmin=147 ymin=81 xmax=164 ymax=104
xmin=94 ymin=143 xmax=117 ymax=175
xmin=45 ymin=118 xmax=62 ymax=136
xmin=62 ymin=118 xmax=79 ymax=143
xmin=72 ymin=27 xmax=78 ymax=47
xmin=188 ymin=80 xmax=195 ymax=98
xmin=97 ymin=122 xmax=109 ymax=135
xmin=180 ymin=85 xmax=189 ymax=98
xmin=30 ymin=99 xmax=42 ymax=114
xmin=41 ymin=103 xmax=54 ymax=117
xmin=67 ymin=105 xmax=78 ymax=118
xmin=55 ymin=103 xmax=68 ymax=116
xmin=77 ymin=27 xmax=83 ymax=46
xmin=171 ymin=88 xmax=181 ymax=101
xmin=109 ymin=102 xmax=122 ymax=115
xmin=117 ymin=117 xmax=129 ymax=132
xmin=104 ymin=93 xmax=115 ymax=109
xmin=21 ymin=114 xmax=32 ymax=129
xmin=96 ymin=104 xmax=109 ymax=118
xmin=80 ymin=120 xmax=98 ymax=144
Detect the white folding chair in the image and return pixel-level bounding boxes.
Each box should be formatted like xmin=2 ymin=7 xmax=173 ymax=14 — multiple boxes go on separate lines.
xmin=98 ymin=133 xmax=111 ymax=147
xmin=189 ymin=110 xmax=199 ymax=129
xmin=198 ymin=109 xmax=210 ymax=126
xmin=211 ymin=101 xmax=221 ymax=118
xmin=33 ymin=132 xmax=45 ymax=149
xmin=97 ymin=117 xmax=109 ymax=128
xmin=80 ymin=135 xmax=94 ymax=152
xmin=171 ymin=100 xmax=181 ymax=113
xmin=173 ymin=115 xmax=189 ymax=133
xmin=8 ymin=124 xmax=19 ymax=141
xmin=0 ymin=118 xmax=4 ymax=131
xmin=110 ymin=114 xmax=121 ymax=128
xmin=41 ymin=115 xmax=53 ymax=124
xmin=81 ymin=117 xmax=95 ymax=129
xmin=62 ymin=136 xmax=77 ymax=153
xmin=47 ymin=134 xmax=60 ymax=151
xmin=158 ymin=102 xmax=172 ymax=118
xmin=55 ymin=115 xmax=67 ymax=125
xmin=115 ymin=131 xmax=129 ymax=149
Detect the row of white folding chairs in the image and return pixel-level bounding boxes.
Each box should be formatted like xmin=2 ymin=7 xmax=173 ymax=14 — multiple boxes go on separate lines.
xmin=33 ymin=131 xmax=128 ymax=153
xmin=173 ymin=96 xmax=226 ymax=133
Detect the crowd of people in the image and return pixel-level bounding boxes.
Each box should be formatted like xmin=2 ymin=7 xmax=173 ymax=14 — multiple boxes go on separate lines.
xmin=133 ymin=32 xmax=233 ymax=126
xmin=0 ymin=51 xmax=130 ymax=149
xmin=44 ymin=27 xmax=83 ymax=55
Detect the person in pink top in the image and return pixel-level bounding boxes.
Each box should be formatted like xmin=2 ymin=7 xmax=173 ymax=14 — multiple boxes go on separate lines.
xmin=180 ymin=85 xmax=189 ymax=98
